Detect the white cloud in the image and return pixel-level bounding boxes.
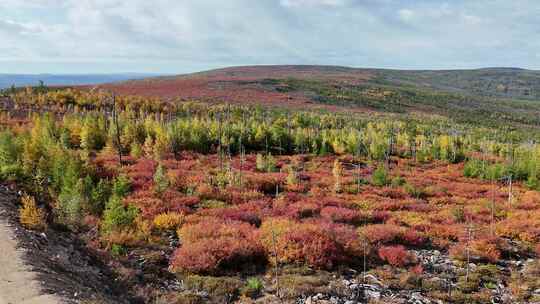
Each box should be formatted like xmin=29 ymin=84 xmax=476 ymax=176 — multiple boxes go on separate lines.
xmin=280 ymin=0 xmax=349 ymax=7
xmin=398 ymin=9 xmax=415 ymax=22
xmin=0 ymin=0 xmax=539 ymax=73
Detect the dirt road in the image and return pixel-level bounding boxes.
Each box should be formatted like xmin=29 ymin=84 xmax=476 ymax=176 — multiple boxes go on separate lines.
xmin=0 ymin=217 xmax=61 ymax=304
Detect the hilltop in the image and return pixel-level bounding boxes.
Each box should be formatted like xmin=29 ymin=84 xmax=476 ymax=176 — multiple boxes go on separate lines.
xmin=102 ymin=65 xmax=540 ymax=129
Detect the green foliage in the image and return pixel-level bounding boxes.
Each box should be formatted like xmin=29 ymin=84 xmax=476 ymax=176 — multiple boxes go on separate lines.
xmin=256 ymin=153 xmax=277 ymax=172
xmin=0 ymin=131 xmax=20 ymax=167
xmin=0 ymin=131 xmax=23 ymax=180
xmin=112 ymin=175 xmax=131 ymax=198
xmin=391 ymin=175 xmax=406 ymax=187
xmin=153 ymin=164 xmax=169 ymax=194
xmin=372 ymin=166 xmax=389 ymax=187
xmin=110 ymin=244 xmax=127 ymax=256
xmin=57 ymin=178 xmax=85 ymax=225
xmin=88 ymin=179 xmax=111 ymax=215
xmin=404 ymin=183 xmax=426 ymax=199
xmin=464 ymin=159 xmax=508 ymax=181
xmin=101 ymin=175 xmax=136 ymax=234
xmin=55 ymin=156 xmax=86 ymax=225
xmin=80 ymin=115 xmax=106 ymax=151
xmin=101 ymin=195 xmax=138 ymax=234
xmin=240 ymin=277 xmax=263 ymax=298
xmin=463 ymin=159 xmax=484 ymax=178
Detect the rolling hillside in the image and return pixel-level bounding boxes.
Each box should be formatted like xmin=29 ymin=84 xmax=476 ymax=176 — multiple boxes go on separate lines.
xmin=103 ymin=65 xmax=540 ymax=129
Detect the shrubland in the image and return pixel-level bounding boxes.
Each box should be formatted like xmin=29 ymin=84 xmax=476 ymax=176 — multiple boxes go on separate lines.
xmin=0 ymin=87 xmax=539 ymax=303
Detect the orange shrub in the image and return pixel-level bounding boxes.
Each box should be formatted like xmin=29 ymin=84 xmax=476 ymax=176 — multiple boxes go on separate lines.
xmin=496 ymin=210 xmax=540 ymax=243
xmin=449 ymin=238 xmax=501 ymax=263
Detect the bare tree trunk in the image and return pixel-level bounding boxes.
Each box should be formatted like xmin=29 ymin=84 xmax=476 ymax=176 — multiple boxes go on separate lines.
xmin=269 ymin=220 xmax=282 ymax=303
xmin=112 ymin=93 xmax=123 ymax=166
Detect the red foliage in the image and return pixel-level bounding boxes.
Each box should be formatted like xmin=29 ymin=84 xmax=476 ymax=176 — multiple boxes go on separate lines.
xmin=124 ymin=158 xmax=157 ymax=191
xmin=284 ymin=201 xmax=320 ymax=219
xmin=170 ymin=218 xmax=265 ymax=274
xmin=359 ymin=224 xmax=426 ymax=247
xmin=246 ymin=173 xmax=285 ymax=194
xmin=320 ymin=206 xmax=362 ymax=224
xmin=377 ymin=245 xmax=416 ymax=267
xmin=200 ymin=202 xmax=271 ymax=226
xmin=281 ymin=228 xmax=342 ymax=269
xmin=410 ymin=264 xmax=423 ymax=275
xmin=260 ymin=219 xmax=362 ymax=269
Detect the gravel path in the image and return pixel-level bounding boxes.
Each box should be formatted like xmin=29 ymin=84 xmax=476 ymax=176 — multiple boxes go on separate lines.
xmin=0 ymin=218 xmax=61 ymax=304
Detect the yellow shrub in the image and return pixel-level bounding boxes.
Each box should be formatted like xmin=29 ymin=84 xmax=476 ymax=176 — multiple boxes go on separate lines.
xmin=103 ymin=218 xmax=153 ymax=246
xmin=19 ymin=195 xmax=46 ymax=230
xmin=153 ymin=212 xmax=185 ymax=230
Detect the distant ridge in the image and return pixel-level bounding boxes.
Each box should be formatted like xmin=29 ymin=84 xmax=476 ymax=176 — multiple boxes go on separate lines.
xmin=103 ymin=64 xmax=540 ymax=101
xmin=0 ymin=73 xmax=161 ymax=89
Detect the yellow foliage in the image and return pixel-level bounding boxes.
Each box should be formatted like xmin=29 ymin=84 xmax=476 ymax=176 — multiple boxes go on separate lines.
xmin=19 ymin=195 xmax=46 ymax=230
xmin=104 ymin=217 xmax=153 ymax=246
xmin=153 ymin=212 xmax=185 ymax=230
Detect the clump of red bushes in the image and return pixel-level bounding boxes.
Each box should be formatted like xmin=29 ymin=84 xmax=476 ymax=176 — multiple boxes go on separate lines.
xmin=259 ymin=218 xmax=363 ymax=269
xmin=170 ymin=218 xmax=266 ymax=274
xmin=377 ymin=245 xmax=416 ymax=267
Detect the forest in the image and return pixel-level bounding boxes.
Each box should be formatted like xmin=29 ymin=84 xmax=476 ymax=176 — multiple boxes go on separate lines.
xmin=1 ymin=87 xmax=539 ymax=304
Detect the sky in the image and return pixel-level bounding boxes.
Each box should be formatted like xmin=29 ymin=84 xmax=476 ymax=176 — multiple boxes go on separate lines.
xmin=0 ymin=0 xmax=539 ymax=74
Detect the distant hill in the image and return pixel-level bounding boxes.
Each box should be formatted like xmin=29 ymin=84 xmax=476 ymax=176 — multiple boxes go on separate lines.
xmin=104 ymin=65 xmax=540 ymax=100
xmin=373 ymin=67 xmax=540 ymax=100
xmin=102 ymin=65 xmax=540 ymax=129
xmin=0 ymin=73 xmax=160 ymax=89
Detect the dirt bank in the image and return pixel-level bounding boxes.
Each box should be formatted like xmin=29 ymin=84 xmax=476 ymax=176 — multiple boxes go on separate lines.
xmin=0 ymin=184 xmax=138 ymax=304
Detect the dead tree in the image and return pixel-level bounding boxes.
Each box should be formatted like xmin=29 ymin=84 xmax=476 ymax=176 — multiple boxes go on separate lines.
xmin=111 ymin=93 xmax=123 ymax=166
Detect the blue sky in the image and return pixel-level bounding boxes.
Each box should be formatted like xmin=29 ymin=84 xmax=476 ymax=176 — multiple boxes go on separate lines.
xmin=1 ymin=0 xmax=539 ymax=74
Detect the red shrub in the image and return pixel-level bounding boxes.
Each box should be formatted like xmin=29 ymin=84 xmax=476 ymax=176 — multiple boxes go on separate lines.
xmin=171 ymin=219 xmax=265 ymax=274
xmin=124 ymin=158 xmax=157 ymax=190
xmin=372 ymin=211 xmax=391 ymax=223
xmin=285 ymin=201 xmax=320 ymax=219
xmin=377 ymin=245 xmax=416 ymax=267
xmin=201 ymin=208 xmax=261 ymax=226
xmin=246 ymin=173 xmax=284 ymax=194
xmin=281 ymin=228 xmax=342 ymax=269
xmin=320 ymin=206 xmax=361 ymax=224
xmin=410 ymin=264 xmax=423 ymax=275
xmin=260 ymin=218 xmax=361 ymax=269
xmin=359 ymin=224 xmax=426 ymax=247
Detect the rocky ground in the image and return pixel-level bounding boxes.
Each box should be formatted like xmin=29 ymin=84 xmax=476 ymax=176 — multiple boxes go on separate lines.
xmin=289 ymin=248 xmax=539 ymax=304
